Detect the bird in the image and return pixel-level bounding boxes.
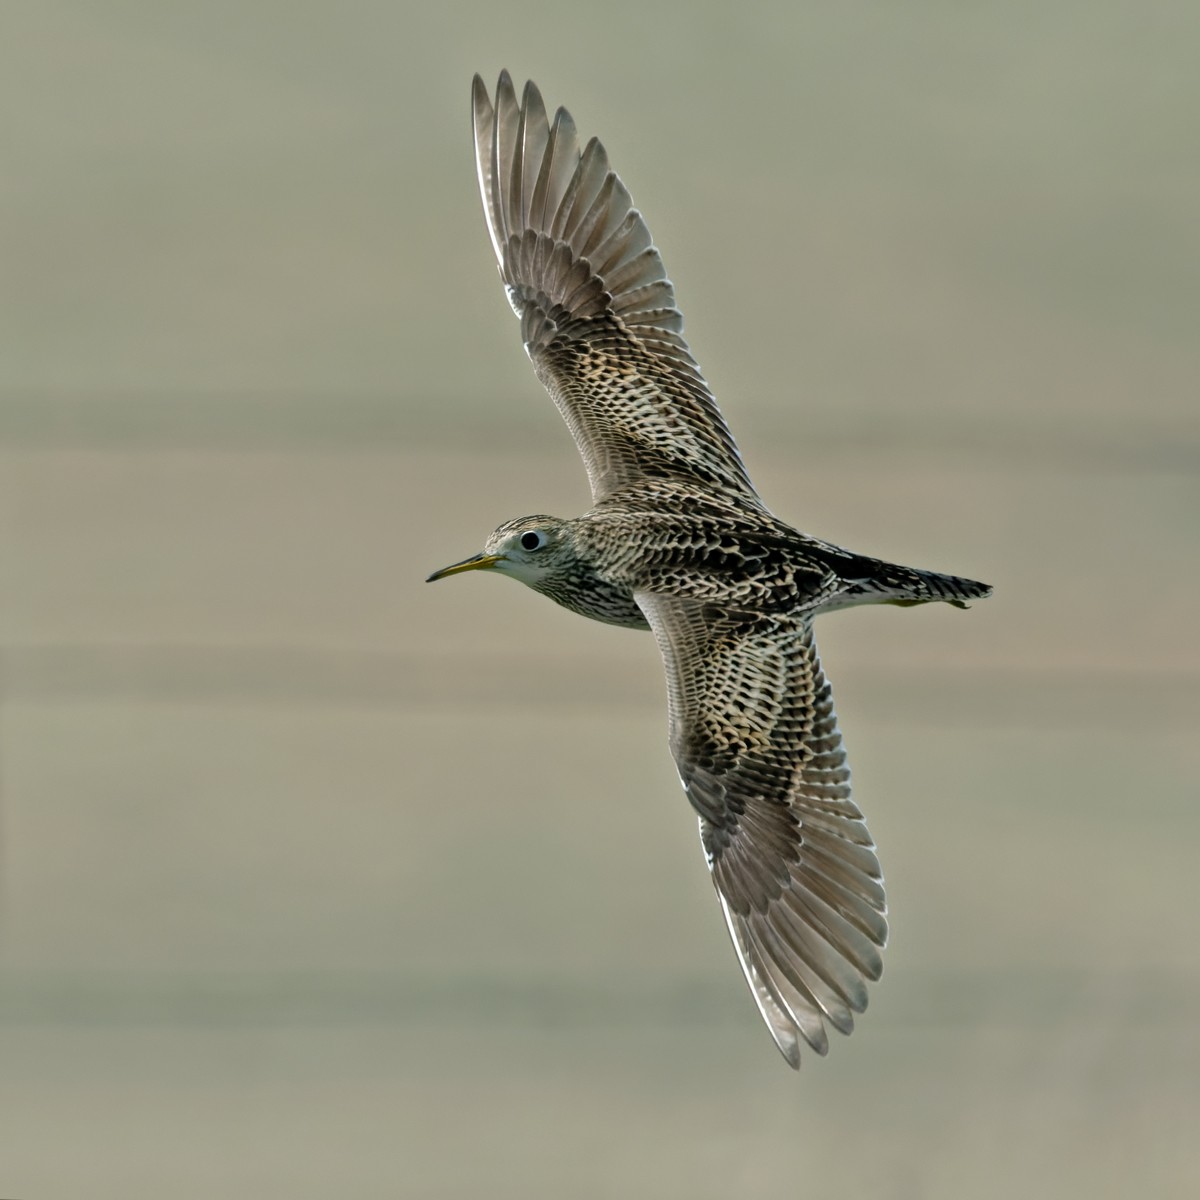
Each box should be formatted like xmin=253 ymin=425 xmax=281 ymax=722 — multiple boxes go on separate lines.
xmin=427 ymin=71 xmax=992 ymax=1069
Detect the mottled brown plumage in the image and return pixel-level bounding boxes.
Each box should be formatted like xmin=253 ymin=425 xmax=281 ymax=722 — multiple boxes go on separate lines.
xmin=427 ymin=72 xmax=992 ymax=1068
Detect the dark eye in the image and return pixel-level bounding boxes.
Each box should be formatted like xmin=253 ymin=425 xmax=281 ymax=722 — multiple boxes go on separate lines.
xmin=520 ymin=530 xmax=545 ymax=551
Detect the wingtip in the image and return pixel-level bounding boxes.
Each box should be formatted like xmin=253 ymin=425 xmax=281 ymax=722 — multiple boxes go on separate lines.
xmin=495 ymin=68 xmax=517 ymax=106
xmin=521 ymin=77 xmax=546 ymax=113
xmin=779 ymin=1031 xmax=804 ymax=1070
xmin=551 ymin=102 xmax=577 ymax=140
xmin=471 ymin=73 xmax=491 ymax=119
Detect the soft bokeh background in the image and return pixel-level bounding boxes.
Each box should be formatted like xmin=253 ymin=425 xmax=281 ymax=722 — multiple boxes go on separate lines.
xmin=2 ymin=2 xmax=1197 ymax=1196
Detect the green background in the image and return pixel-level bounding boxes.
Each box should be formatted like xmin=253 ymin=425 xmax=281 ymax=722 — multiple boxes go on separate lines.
xmin=3 ymin=2 xmax=1197 ymax=1196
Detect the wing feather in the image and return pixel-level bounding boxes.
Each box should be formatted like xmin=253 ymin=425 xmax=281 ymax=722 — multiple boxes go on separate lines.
xmin=637 ymin=591 xmax=888 ymax=1068
xmin=471 ymin=73 xmax=760 ymax=504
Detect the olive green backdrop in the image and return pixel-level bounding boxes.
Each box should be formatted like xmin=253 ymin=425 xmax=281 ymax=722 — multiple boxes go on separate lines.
xmin=2 ymin=2 xmax=1197 ymax=1196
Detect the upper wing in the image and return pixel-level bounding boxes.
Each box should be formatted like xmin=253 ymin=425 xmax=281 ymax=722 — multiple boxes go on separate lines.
xmin=472 ymin=72 xmax=761 ymax=506
xmin=637 ymin=592 xmax=888 ymax=1068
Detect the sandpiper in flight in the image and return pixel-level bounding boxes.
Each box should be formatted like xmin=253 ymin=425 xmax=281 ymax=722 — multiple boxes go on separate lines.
xmin=428 ymin=72 xmax=992 ymax=1068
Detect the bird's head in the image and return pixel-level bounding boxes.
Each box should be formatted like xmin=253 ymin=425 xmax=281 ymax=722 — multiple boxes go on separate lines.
xmin=425 ymin=515 xmax=574 ymax=588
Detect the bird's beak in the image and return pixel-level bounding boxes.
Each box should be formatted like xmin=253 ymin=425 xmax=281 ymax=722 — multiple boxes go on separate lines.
xmin=425 ymin=553 xmax=504 ymax=582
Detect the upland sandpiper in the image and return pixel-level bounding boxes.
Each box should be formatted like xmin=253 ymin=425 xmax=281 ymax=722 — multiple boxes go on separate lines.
xmin=428 ymin=72 xmax=991 ymax=1068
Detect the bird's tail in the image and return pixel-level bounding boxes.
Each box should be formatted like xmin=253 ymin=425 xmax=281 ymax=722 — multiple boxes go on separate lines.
xmin=818 ymin=548 xmax=993 ymax=612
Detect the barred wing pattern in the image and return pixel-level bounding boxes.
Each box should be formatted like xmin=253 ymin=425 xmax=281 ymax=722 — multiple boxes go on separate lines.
xmin=472 ymin=73 xmax=761 ymax=505
xmin=637 ymin=592 xmax=888 ymax=1066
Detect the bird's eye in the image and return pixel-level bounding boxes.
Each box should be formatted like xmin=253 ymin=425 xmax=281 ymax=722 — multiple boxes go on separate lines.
xmin=520 ymin=530 xmax=546 ymax=551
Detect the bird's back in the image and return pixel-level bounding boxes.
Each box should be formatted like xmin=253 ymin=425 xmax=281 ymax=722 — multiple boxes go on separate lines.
xmin=575 ymin=485 xmax=990 ymax=617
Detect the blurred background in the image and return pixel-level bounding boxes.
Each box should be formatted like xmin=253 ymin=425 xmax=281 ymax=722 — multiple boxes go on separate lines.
xmin=2 ymin=1 xmax=1197 ymax=1196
